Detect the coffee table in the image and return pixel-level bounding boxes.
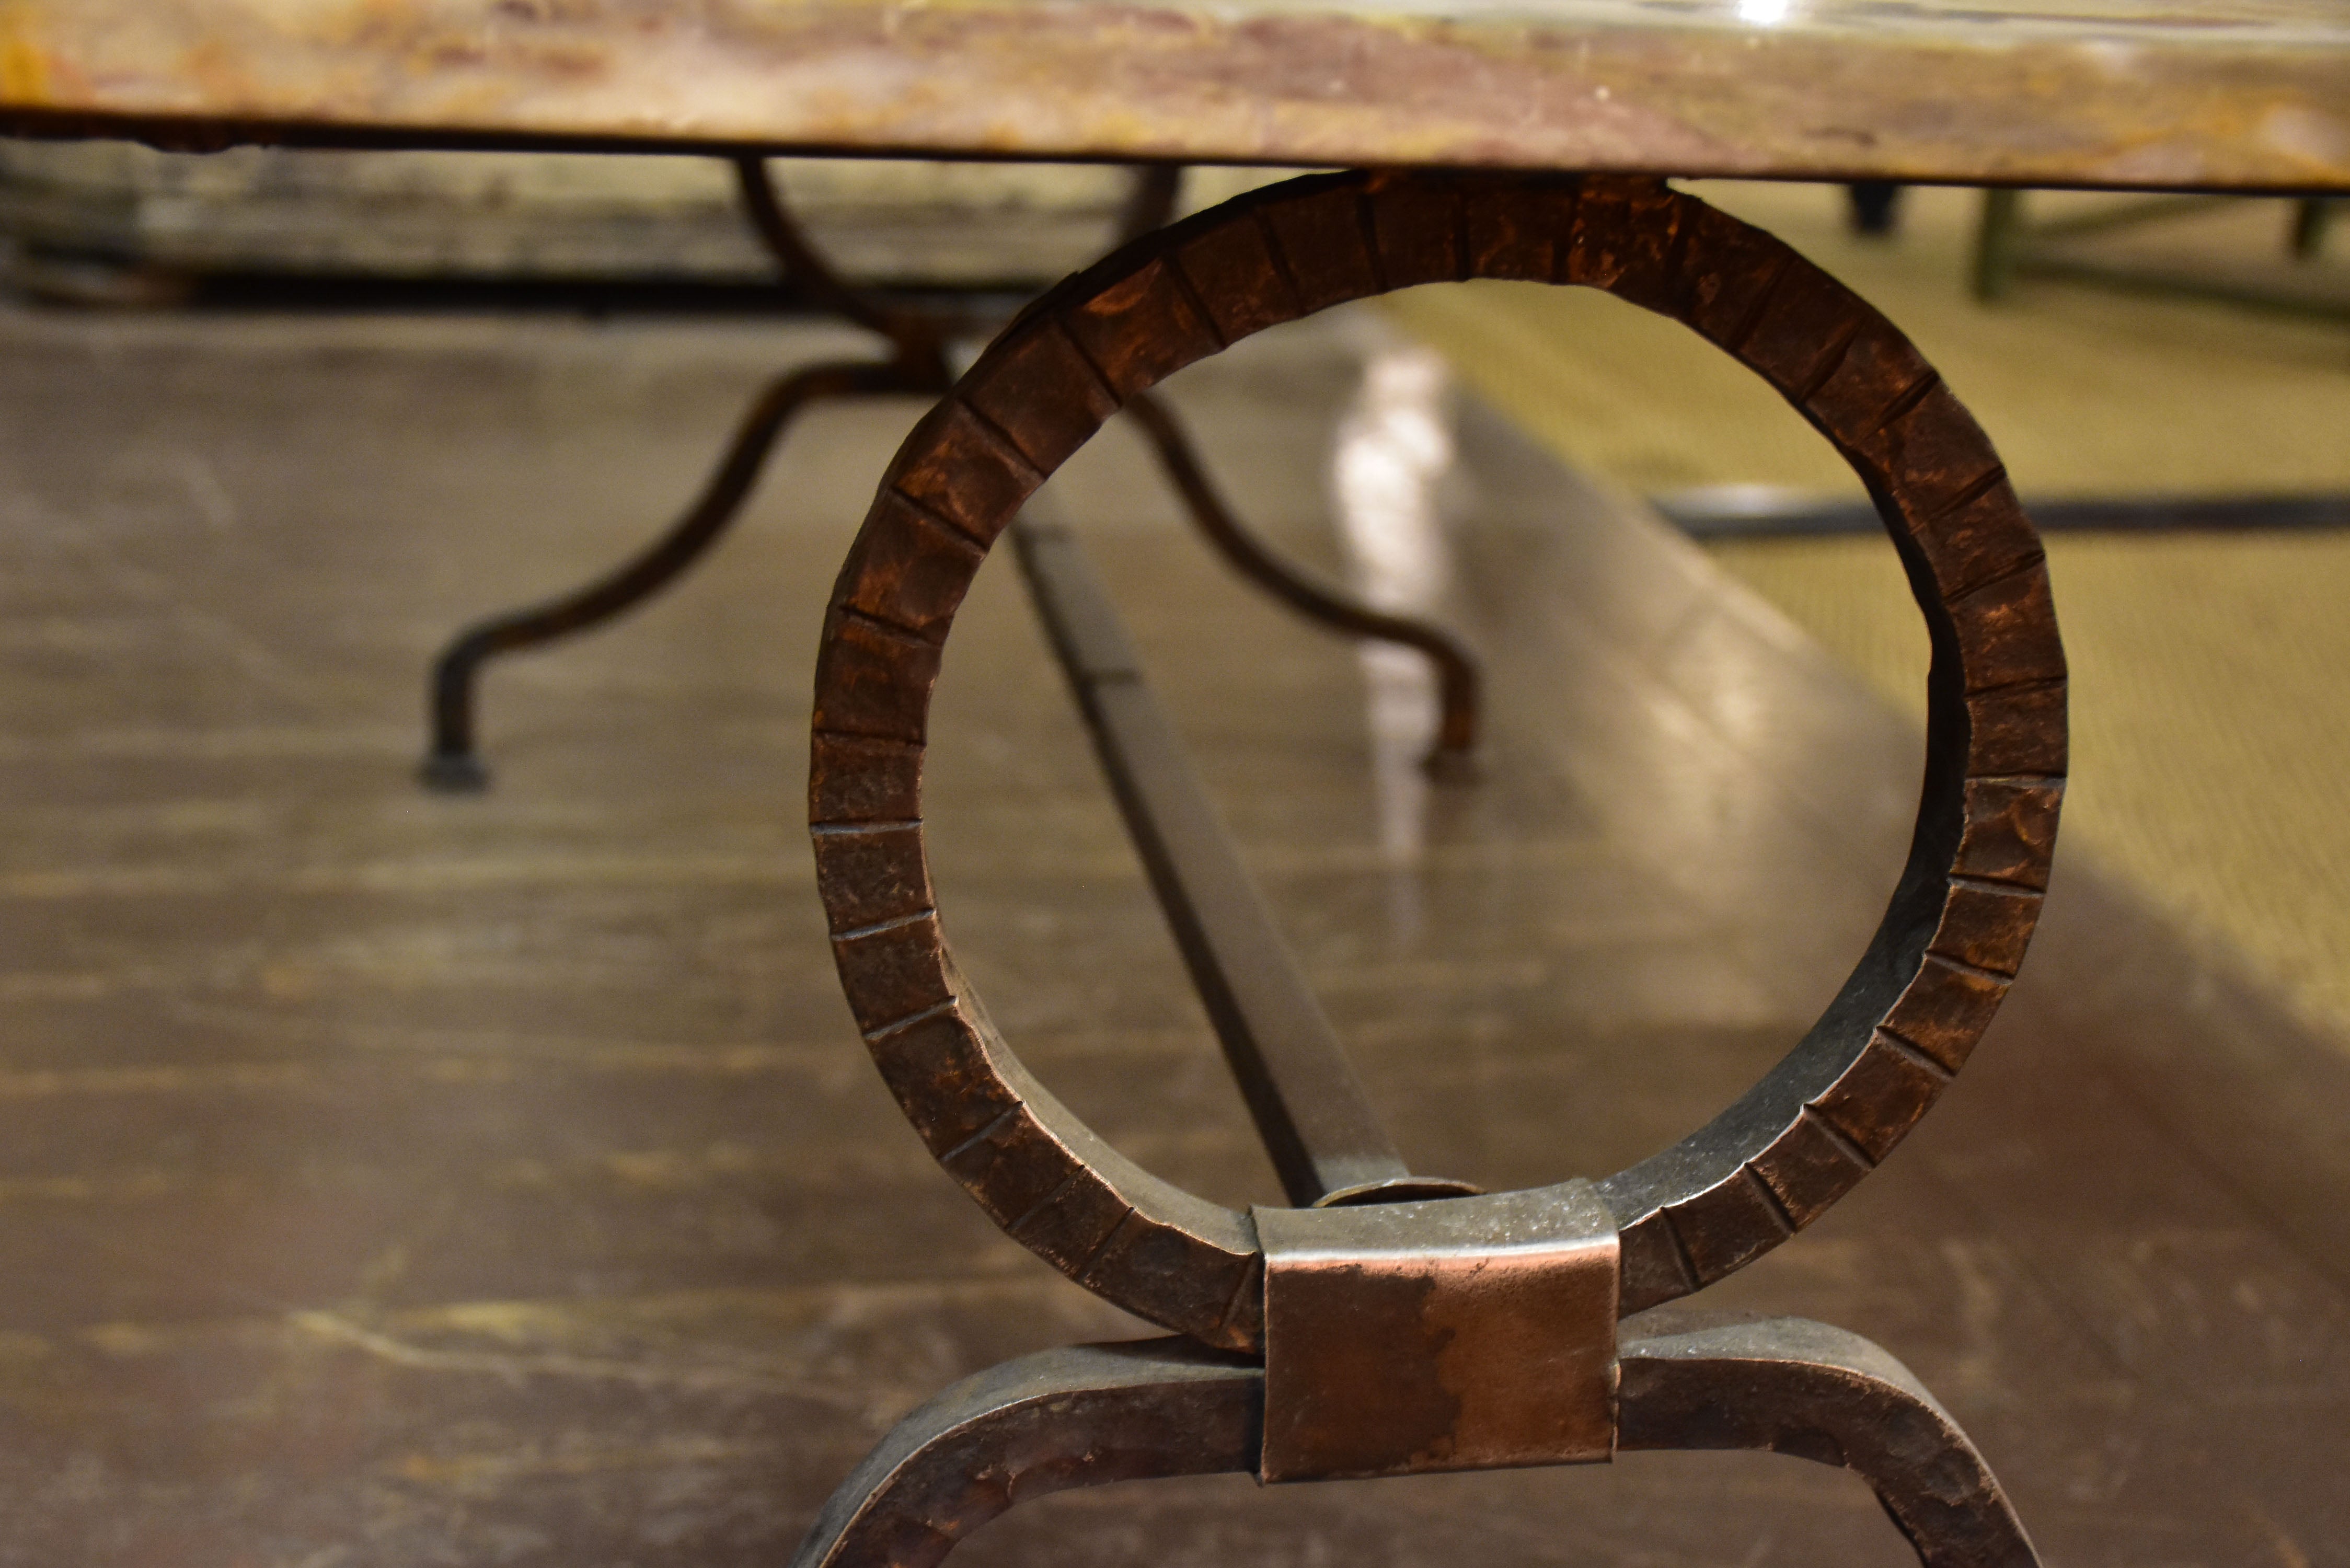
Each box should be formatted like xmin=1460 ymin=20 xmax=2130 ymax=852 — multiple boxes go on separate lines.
xmin=5 ymin=6 xmax=2345 ymax=1565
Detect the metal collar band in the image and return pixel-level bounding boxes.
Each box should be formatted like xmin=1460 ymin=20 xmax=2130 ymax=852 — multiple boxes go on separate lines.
xmin=1257 ymin=1181 xmax=1619 ymax=1482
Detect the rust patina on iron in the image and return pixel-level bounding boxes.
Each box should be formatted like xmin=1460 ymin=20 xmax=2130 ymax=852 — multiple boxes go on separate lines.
xmin=800 ymin=169 xmax=2063 ymax=1563
xmin=0 ymin=1 xmax=2345 ymax=190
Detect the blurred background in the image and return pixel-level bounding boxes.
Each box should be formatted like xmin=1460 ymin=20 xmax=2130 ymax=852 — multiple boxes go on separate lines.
xmin=6 ymin=146 xmax=2341 ymax=1033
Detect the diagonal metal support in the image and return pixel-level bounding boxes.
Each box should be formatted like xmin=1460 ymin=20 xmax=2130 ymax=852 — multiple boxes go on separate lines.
xmin=1011 ymin=514 xmax=1472 ymax=1208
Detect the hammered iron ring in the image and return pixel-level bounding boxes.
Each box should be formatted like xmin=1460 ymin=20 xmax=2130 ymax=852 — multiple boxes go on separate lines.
xmin=808 ymin=169 xmax=2066 ymax=1351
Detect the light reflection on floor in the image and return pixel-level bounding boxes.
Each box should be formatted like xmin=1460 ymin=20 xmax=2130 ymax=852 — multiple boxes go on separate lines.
xmin=1328 ymin=338 xmax=1460 ymax=944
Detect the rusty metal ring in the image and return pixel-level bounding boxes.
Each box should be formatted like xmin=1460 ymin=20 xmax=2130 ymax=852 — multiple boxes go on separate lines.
xmin=809 ymin=170 xmax=2066 ymax=1350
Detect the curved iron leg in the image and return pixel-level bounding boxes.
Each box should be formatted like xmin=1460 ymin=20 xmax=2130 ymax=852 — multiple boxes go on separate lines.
xmin=1619 ymin=1317 xmax=2042 ymax=1568
xmin=419 ymin=359 xmax=918 ymax=791
xmin=1122 ymin=390 xmax=1481 ymax=764
xmin=424 ymin=157 xmax=1171 ymax=791
xmin=789 ymin=1339 xmax=1261 ymax=1568
xmin=735 ymin=157 xmax=950 ymax=373
xmin=796 ymin=1319 xmax=2034 ymax=1568
xmin=1114 ymin=165 xmax=1184 ymax=246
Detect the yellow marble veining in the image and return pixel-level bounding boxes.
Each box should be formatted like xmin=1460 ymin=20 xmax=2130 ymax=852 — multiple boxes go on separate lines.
xmin=0 ymin=0 xmax=2343 ymax=188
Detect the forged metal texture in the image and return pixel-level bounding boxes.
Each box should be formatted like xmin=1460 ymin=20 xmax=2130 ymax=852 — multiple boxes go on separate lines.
xmin=789 ymin=1321 xmax=2034 ymax=1568
xmin=808 ymin=169 xmax=2066 ymax=1344
xmin=1254 ymin=1182 xmax=1618 ymax=1481
xmin=787 ymin=1339 xmax=1263 ymax=1568
xmin=1618 ymin=1317 xmax=2041 ymax=1566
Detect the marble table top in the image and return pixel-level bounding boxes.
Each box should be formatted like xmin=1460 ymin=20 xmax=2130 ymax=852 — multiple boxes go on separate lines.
xmin=0 ymin=1 xmax=2343 ymax=190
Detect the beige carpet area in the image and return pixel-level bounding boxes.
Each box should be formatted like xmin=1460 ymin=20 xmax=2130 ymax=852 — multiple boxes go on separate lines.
xmin=1386 ymin=182 xmax=2350 ymax=1041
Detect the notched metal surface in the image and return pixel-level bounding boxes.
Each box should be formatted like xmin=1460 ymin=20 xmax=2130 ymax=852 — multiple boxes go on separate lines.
xmin=797 ymin=169 xmax=2063 ymax=1566
xmin=814 ymin=168 xmax=2067 ymax=1331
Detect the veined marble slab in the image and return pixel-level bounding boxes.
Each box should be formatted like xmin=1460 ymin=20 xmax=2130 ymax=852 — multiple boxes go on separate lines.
xmin=0 ymin=0 xmax=2343 ymax=190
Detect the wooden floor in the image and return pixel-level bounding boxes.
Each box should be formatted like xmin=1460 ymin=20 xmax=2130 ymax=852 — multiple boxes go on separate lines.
xmin=0 ymin=305 xmax=2342 ymax=1566
xmin=1390 ymin=177 xmax=2350 ymax=1047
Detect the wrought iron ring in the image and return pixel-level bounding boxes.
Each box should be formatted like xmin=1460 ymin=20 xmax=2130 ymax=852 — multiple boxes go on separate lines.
xmin=808 ymin=169 xmax=2067 ymax=1351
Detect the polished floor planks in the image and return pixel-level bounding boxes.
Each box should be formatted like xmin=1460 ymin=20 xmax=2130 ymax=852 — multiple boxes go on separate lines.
xmin=0 ymin=305 xmax=2339 ymax=1565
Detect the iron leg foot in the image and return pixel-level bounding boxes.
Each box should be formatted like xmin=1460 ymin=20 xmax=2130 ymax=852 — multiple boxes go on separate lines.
xmin=417 ymin=748 xmax=490 ymax=794
xmin=1422 ymin=744 xmax=1481 ymax=786
xmin=1124 ymin=390 xmax=1483 ymax=767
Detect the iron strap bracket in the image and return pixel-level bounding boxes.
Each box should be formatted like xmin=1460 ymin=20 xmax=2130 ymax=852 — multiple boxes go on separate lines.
xmin=1253 ymin=1180 xmax=1620 ymax=1483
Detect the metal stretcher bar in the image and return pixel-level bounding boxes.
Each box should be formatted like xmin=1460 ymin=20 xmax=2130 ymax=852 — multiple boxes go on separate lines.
xmin=1011 ymin=513 xmax=1471 ymax=1209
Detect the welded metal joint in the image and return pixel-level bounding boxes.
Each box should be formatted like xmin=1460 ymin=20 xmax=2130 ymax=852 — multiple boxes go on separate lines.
xmin=1256 ymin=1181 xmax=1619 ymax=1482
